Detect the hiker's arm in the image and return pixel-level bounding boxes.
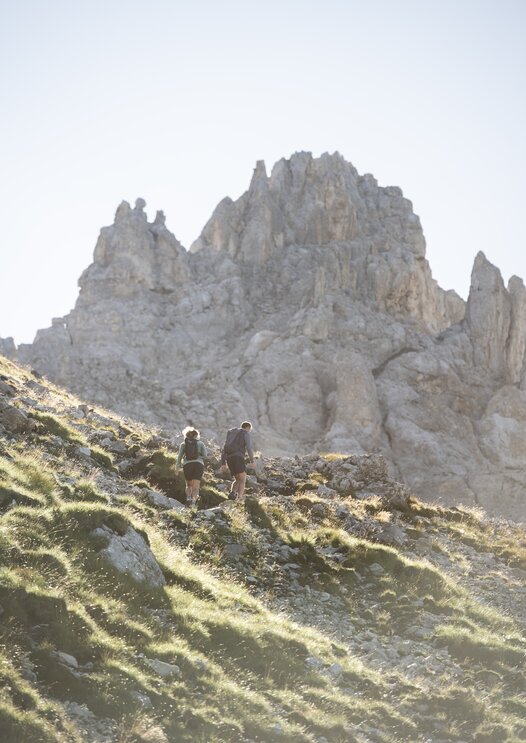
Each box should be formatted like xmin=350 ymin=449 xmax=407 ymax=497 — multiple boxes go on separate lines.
xmin=200 ymin=442 xmax=207 ymax=459
xmin=245 ymin=432 xmax=254 ymax=463
xmin=175 ymin=444 xmax=183 ymax=470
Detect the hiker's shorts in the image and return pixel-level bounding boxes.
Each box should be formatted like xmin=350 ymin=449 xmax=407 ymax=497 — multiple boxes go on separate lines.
xmin=226 ymin=454 xmax=246 ymax=476
xmin=183 ymin=461 xmax=204 ymax=481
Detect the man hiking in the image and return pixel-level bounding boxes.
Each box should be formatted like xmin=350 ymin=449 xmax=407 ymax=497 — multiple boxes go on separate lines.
xmin=220 ymin=421 xmax=254 ymax=501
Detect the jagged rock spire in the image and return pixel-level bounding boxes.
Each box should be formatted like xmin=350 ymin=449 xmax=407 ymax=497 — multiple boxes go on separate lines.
xmin=464 ymin=251 xmax=526 ymax=383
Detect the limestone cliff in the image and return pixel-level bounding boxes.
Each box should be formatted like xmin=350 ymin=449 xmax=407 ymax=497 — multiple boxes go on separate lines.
xmin=6 ymin=152 xmax=526 ymax=519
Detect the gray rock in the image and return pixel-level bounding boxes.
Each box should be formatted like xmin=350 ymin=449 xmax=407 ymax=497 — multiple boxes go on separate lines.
xmin=224 ymin=543 xmax=248 ymax=557
xmin=376 ymin=523 xmax=407 ymax=546
xmin=75 ymin=446 xmax=92 ymax=459
xmin=53 ymin=651 xmax=79 ymax=668
xmin=0 ymin=402 xmax=33 ymax=434
xmin=0 ymin=380 xmax=16 ymax=396
xmin=91 ymin=524 xmax=166 ymax=587
xmin=105 ymin=439 xmax=128 ymax=454
xmin=18 ymin=396 xmax=39 ymax=407
xmin=305 ymin=655 xmax=324 ymax=669
xmin=20 ymin=666 xmax=38 ymax=683
xmin=145 ymin=658 xmax=181 ymax=677
xmin=144 ymin=489 xmax=185 ymax=511
xmin=128 ymin=690 xmax=153 ymax=709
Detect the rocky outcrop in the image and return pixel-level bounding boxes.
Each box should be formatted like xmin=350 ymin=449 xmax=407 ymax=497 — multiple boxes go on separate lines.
xmin=0 ymin=337 xmax=16 ymax=359
xmin=4 ymin=152 xmax=526 ymax=519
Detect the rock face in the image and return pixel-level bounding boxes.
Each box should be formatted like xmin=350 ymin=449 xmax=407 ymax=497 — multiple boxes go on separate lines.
xmin=5 ymin=152 xmax=526 ymax=519
xmin=0 ymin=337 xmax=16 ymax=359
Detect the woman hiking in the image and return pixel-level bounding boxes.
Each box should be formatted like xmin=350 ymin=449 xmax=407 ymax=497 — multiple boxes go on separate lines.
xmin=176 ymin=427 xmax=207 ymax=507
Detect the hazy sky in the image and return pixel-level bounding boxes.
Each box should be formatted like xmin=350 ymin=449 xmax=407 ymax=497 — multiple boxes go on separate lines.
xmin=1 ymin=0 xmax=525 ymax=343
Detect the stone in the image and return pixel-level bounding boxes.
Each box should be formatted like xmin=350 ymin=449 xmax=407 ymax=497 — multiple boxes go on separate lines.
xmin=145 ymin=658 xmax=181 ymax=677
xmin=375 ymin=523 xmax=407 ymax=546
xmin=317 ymin=484 xmax=338 ymax=499
xmin=104 ymin=439 xmax=128 ymax=454
xmin=75 ymin=446 xmax=92 ymax=459
xmin=91 ymin=524 xmax=166 ymax=587
xmin=0 ymin=380 xmax=16 ymax=396
xmin=224 ymin=543 xmax=248 ymax=557
xmin=144 ymin=489 xmax=185 ymax=510
xmin=19 ymin=396 xmax=38 ymax=407
xmin=128 ymin=690 xmax=153 ymax=709
xmin=53 ymin=651 xmax=79 ymax=668
xmin=11 ymin=153 xmax=526 ymax=519
xmin=0 ymin=402 xmax=32 ymax=434
xmin=305 ymin=656 xmax=324 ymax=669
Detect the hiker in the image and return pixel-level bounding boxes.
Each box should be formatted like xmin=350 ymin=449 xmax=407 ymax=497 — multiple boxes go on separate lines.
xmin=176 ymin=427 xmax=207 ymax=507
xmin=220 ymin=421 xmax=254 ymax=500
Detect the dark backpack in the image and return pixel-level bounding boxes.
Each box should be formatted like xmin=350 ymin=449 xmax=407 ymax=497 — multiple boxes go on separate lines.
xmin=224 ymin=428 xmax=245 ymax=456
xmin=184 ymin=437 xmax=198 ymax=460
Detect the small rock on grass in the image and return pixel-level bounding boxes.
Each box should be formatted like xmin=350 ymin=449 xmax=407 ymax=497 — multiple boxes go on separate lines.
xmin=145 ymin=658 xmax=181 ymax=677
xmin=53 ymin=651 xmax=79 ymax=668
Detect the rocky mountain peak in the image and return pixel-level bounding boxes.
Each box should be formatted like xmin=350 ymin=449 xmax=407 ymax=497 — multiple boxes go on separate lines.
xmin=193 ymin=151 xmax=424 ymax=264
xmin=5 ymin=153 xmax=526 ymax=520
xmin=83 ymin=198 xmax=189 ymax=297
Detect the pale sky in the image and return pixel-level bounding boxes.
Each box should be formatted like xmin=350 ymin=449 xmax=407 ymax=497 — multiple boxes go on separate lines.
xmin=1 ymin=0 xmax=525 ymax=344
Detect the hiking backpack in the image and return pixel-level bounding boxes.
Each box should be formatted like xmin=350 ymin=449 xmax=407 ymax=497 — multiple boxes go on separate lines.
xmin=184 ymin=437 xmax=198 ymax=460
xmin=224 ymin=428 xmax=245 ymax=456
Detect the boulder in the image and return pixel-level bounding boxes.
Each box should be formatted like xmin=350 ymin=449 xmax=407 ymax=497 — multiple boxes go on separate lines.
xmin=91 ymin=524 xmax=166 ymax=587
xmin=0 ymin=402 xmax=34 ymax=434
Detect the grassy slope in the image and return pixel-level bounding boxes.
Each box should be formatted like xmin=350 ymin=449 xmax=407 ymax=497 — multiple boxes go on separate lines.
xmin=0 ymin=354 xmax=524 ymax=743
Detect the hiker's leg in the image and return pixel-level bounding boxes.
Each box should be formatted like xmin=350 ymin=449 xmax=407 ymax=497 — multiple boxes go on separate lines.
xmin=191 ymin=480 xmax=200 ymax=502
xmin=185 ymin=480 xmax=193 ymax=504
xmin=236 ymin=472 xmax=247 ymax=499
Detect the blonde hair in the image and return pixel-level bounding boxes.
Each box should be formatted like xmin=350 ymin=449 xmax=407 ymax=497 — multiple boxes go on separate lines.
xmin=182 ymin=426 xmax=200 ymax=439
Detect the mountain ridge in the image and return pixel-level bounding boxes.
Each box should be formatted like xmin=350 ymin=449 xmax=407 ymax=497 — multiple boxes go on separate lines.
xmin=2 ymin=152 xmax=526 ymax=519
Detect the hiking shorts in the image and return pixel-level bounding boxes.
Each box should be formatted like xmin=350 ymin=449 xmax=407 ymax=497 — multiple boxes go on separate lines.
xmin=183 ymin=461 xmax=204 ymax=481
xmin=226 ymin=454 xmax=246 ymax=476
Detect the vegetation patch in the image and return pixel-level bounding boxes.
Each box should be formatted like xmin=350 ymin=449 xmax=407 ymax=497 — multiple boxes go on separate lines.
xmin=0 ymin=357 xmax=524 ymax=742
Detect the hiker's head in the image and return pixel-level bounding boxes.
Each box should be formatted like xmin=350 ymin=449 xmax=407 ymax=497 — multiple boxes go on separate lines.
xmin=240 ymin=421 xmax=252 ymax=431
xmin=183 ymin=426 xmax=200 ymax=439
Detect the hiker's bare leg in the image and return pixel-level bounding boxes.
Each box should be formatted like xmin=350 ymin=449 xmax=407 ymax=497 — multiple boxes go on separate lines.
xmin=185 ymin=481 xmax=193 ymax=504
xmin=191 ymin=480 xmax=200 ymax=502
xmin=236 ymin=472 xmax=247 ymax=500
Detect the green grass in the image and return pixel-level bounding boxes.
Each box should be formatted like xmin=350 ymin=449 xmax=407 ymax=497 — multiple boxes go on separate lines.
xmin=435 ymin=624 xmax=525 ymax=668
xmin=29 ymin=411 xmax=83 ymax=445
xmin=0 ymin=356 xmax=524 ymax=742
